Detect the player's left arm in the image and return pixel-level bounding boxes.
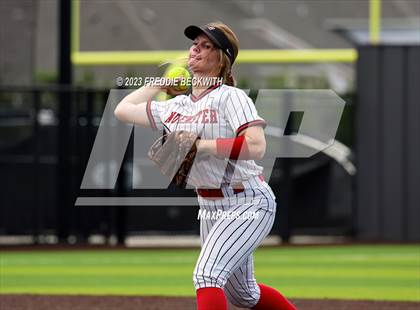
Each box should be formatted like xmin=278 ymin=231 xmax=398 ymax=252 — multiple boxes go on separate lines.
xmin=238 ymin=125 xmax=266 ymax=159
xmin=196 ymin=125 xmax=266 ymax=160
xmin=197 ymin=88 xmax=267 ymax=160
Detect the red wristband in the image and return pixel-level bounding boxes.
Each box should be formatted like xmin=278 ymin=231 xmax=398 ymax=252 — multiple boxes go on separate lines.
xmin=216 ymin=136 xmax=250 ymax=159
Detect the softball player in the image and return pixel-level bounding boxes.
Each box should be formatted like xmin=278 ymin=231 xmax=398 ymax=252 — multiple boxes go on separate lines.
xmin=115 ymin=22 xmax=297 ymax=310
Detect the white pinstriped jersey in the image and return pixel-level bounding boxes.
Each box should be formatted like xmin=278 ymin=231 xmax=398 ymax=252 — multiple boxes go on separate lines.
xmin=146 ymin=84 xmax=266 ymax=188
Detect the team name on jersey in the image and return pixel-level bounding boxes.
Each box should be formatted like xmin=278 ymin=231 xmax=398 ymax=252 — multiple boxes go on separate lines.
xmin=164 ymin=109 xmax=218 ymax=124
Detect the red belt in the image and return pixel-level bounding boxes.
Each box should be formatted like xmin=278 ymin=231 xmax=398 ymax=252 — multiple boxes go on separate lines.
xmin=197 ymin=187 xmax=244 ymax=198
xmin=197 ymin=175 xmax=264 ymax=199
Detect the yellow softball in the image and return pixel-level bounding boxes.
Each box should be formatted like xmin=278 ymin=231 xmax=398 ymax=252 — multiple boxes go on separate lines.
xmin=165 ymin=66 xmax=191 ymax=91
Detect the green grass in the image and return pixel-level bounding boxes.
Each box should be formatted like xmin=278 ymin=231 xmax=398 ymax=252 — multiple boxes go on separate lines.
xmin=1 ymin=245 xmax=419 ymax=301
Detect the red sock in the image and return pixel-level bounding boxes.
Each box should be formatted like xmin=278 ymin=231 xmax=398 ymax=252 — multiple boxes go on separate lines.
xmin=196 ymin=287 xmax=228 ymax=310
xmin=252 ymin=283 xmax=297 ymax=310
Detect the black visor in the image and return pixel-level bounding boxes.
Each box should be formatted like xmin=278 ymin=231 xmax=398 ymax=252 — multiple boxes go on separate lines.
xmin=184 ymin=24 xmax=236 ymax=65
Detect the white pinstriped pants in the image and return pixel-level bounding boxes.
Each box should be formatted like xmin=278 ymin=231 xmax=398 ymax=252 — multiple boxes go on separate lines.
xmin=193 ymin=175 xmax=276 ymax=309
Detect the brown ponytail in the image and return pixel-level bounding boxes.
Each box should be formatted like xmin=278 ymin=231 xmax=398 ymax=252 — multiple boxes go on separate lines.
xmin=225 ymin=70 xmax=236 ymax=87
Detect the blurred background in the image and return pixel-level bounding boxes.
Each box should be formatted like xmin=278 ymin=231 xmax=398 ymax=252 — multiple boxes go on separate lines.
xmin=0 ymin=0 xmax=419 ymax=247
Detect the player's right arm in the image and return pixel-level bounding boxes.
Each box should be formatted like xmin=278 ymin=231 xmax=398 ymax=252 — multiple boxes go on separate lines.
xmin=114 ymin=81 xmax=184 ymax=127
xmin=114 ymin=85 xmax=162 ymax=127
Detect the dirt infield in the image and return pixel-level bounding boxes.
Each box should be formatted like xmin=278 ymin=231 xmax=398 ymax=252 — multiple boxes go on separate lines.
xmin=1 ymin=295 xmax=419 ymax=310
